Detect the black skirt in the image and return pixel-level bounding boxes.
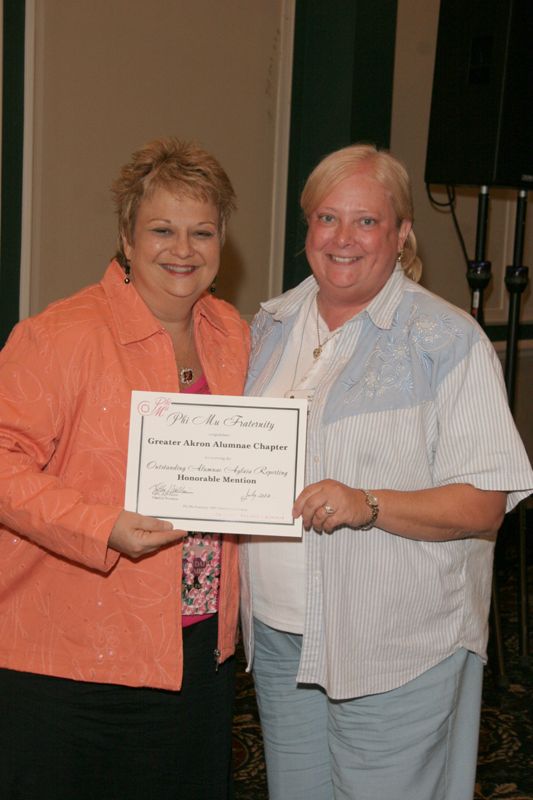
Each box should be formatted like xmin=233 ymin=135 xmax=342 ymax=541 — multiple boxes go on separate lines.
xmin=0 ymin=614 xmax=235 ymax=800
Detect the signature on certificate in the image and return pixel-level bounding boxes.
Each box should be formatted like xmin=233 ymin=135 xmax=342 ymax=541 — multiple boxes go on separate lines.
xmin=149 ymin=482 xmax=192 ymax=499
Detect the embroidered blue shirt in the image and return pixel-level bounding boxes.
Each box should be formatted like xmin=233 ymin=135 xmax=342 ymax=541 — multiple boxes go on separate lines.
xmin=240 ymin=268 xmax=533 ymax=699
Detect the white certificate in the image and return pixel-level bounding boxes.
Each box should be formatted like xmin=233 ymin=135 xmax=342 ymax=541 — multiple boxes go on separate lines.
xmin=125 ymin=391 xmax=308 ymax=537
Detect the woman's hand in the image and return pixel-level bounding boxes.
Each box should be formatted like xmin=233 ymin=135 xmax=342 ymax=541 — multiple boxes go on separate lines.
xmin=293 ymin=480 xmax=507 ymax=541
xmin=108 ymin=510 xmax=187 ymax=559
xmin=293 ymin=480 xmax=368 ymax=533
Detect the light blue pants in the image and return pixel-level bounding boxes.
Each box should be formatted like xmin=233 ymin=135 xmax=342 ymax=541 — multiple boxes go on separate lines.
xmin=253 ymin=618 xmax=483 ymax=800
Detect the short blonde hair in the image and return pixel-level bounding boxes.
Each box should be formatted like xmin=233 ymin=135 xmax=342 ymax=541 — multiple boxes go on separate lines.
xmin=300 ymin=143 xmax=422 ymax=282
xmin=111 ymin=137 xmax=236 ymax=264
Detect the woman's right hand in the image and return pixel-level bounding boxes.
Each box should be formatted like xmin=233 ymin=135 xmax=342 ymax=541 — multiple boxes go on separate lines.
xmin=108 ymin=510 xmax=186 ymax=559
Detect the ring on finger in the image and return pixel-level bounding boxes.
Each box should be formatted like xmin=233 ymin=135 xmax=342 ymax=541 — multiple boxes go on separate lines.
xmin=323 ymin=504 xmax=336 ymax=515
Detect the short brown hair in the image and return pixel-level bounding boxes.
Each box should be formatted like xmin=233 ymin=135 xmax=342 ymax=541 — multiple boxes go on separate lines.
xmin=111 ymin=137 xmax=236 ymax=263
xmin=300 ymin=143 xmax=422 ymax=282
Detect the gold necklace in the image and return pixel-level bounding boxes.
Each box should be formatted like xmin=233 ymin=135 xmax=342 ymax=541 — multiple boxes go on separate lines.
xmin=313 ymin=298 xmax=339 ymax=359
xmin=178 ymin=319 xmax=195 ymax=385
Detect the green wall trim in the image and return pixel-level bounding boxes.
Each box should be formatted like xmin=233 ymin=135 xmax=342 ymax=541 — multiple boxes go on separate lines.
xmin=1 ymin=0 xmax=25 ymax=347
xmin=485 ymin=324 xmax=533 ymax=343
xmin=350 ymin=1 xmax=399 ymax=146
xmin=283 ymin=0 xmax=398 ymax=290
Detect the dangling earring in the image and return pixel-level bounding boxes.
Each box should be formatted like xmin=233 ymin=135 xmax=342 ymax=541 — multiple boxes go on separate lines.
xmin=124 ymin=260 xmax=131 ymax=284
xmin=396 ymin=248 xmax=404 ymax=267
xmin=209 ymin=277 xmax=217 ymax=294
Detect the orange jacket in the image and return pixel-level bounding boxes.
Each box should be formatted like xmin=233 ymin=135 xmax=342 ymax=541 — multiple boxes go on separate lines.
xmin=0 ymin=260 xmax=250 ymax=690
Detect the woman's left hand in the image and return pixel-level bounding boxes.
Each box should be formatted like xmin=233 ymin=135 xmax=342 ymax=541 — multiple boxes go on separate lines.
xmin=293 ymin=480 xmax=368 ymax=533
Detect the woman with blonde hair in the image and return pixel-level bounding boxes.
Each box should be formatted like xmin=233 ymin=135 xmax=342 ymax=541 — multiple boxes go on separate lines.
xmin=0 ymin=137 xmax=249 ymax=799
xmin=241 ymin=143 xmax=532 ymax=800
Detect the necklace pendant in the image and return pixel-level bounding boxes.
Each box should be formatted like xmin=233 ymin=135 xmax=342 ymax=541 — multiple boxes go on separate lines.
xmin=180 ymin=367 xmax=194 ymax=385
xmin=313 ymin=345 xmax=322 ymax=359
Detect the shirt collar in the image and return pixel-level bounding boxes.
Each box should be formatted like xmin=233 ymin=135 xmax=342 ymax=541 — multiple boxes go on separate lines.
xmin=364 ymin=266 xmax=406 ymax=330
xmin=259 ymin=267 xmax=407 ymax=330
xmin=101 ymin=260 xmax=225 ymax=344
xmin=260 ymin=274 xmax=318 ymax=322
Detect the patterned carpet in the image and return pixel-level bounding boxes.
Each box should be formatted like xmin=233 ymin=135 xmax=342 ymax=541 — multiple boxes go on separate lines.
xmin=474 ymin=513 xmax=533 ymax=800
xmin=232 ymin=513 xmax=533 ymax=799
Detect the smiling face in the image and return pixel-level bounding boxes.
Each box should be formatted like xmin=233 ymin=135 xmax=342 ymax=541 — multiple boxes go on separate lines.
xmin=123 ymin=186 xmax=221 ymax=320
xmin=305 ymin=168 xmax=411 ymax=314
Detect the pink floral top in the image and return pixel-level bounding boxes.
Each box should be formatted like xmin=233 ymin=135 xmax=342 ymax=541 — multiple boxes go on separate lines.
xmin=181 ymin=374 xmax=221 ymax=626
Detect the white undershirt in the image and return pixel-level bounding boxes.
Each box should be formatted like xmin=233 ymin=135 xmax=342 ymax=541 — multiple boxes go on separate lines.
xmin=248 ymin=292 xmax=342 ymax=633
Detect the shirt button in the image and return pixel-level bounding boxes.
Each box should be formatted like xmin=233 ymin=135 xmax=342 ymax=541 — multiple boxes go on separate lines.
xmin=314 ymin=456 xmax=320 ymax=464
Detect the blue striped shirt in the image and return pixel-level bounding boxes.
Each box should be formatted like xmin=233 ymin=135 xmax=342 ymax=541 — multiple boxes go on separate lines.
xmin=240 ymin=268 xmax=533 ymax=699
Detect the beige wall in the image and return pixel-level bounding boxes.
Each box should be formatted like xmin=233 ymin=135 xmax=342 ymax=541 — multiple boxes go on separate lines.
xmin=25 ymin=0 xmax=291 ymax=316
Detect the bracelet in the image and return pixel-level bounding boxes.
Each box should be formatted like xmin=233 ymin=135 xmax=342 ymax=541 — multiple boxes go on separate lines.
xmin=356 ymin=490 xmax=379 ymax=530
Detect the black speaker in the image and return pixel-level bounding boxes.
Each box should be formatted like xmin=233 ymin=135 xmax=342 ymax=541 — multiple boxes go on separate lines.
xmin=425 ymin=0 xmax=532 ymax=189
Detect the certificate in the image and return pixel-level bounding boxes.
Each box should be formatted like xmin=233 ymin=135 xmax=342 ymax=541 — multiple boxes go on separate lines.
xmin=125 ymin=391 xmax=308 ymax=537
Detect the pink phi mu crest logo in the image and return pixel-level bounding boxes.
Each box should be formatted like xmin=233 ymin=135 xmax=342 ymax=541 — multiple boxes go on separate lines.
xmin=137 ymin=396 xmax=171 ymax=417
